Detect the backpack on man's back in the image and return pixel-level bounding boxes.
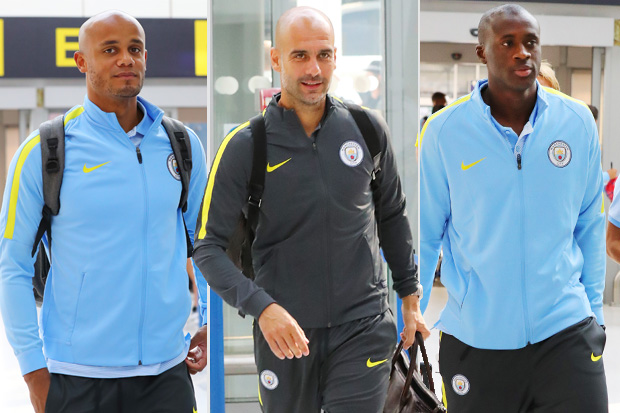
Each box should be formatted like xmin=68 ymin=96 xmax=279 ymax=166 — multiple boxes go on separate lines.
xmin=32 ymin=115 xmax=193 ymax=303
xmin=226 ymin=103 xmax=385 ymax=286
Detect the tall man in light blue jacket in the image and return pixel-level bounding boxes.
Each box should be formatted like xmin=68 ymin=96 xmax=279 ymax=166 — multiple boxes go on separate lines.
xmin=420 ymin=4 xmax=607 ymax=412
xmin=0 ymin=11 xmax=208 ymax=412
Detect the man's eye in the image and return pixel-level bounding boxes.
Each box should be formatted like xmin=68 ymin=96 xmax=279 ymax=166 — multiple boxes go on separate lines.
xmin=294 ymin=53 xmax=305 ymax=59
xmin=502 ymin=41 xmax=512 ymax=47
xmin=131 ymin=47 xmax=142 ymax=53
xmin=319 ymin=52 xmax=331 ymax=59
xmin=103 ymin=48 xmax=115 ymax=54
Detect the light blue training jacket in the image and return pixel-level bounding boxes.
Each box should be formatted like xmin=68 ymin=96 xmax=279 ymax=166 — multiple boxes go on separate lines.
xmin=0 ymin=96 xmax=208 ymax=376
xmin=420 ymin=80 xmax=605 ymax=350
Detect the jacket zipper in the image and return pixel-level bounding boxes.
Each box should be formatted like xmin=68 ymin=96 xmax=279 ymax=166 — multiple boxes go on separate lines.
xmin=499 ymin=132 xmax=531 ymax=344
xmin=135 ymin=144 xmax=149 ymax=364
xmin=312 ymin=138 xmax=333 ymax=327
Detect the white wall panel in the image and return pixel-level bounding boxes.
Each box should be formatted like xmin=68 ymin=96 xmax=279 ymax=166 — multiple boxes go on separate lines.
xmin=172 ymin=0 xmax=208 ymax=18
xmin=140 ymin=84 xmax=207 ymax=107
xmin=0 ymin=0 xmax=83 ymax=17
xmin=44 ymin=85 xmax=86 ymax=109
xmin=0 ymin=87 xmax=36 ymax=109
xmin=83 ymin=0 xmax=172 ymax=18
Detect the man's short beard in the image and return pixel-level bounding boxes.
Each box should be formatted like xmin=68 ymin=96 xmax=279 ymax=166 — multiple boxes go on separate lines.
xmin=113 ymin=84 xmax=142 ymax=98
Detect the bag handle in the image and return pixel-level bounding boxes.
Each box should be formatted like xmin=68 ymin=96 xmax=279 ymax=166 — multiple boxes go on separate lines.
xmin=399 ymin=331 xmax=435 ymax=405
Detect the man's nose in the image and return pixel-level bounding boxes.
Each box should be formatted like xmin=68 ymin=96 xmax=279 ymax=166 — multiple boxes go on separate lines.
xmin=117 ymin=50 xmax=135 ymax=66
xmin=514 ymin=43 xmax=531 ymax=60
xmin=305 ymin=57 xmax=321 ymax=77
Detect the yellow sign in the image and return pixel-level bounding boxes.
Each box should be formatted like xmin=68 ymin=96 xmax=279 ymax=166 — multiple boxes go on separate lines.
xmin=56 ymin=27 xmax=79 ymax=67
xmin=0 ymin=19 xmax=4 ymax=77
xmin=195 ymin=20 xmax=207 ymax=76
xmin=615 ymin=20 xmax=620 ymax=46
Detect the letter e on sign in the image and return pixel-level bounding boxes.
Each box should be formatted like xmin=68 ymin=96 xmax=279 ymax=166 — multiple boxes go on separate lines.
xmin=56 ymin=27 xmax=79 ymax=68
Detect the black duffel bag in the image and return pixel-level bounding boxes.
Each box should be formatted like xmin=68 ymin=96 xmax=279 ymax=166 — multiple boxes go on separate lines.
xmin=383 ymin=332 xmax=446 ymax=413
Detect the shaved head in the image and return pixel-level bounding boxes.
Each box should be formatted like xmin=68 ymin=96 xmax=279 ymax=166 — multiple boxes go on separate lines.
xmin=475 ymin=4 xmax=541 ymax=96
xmin=478 ymin=4 xmax=539 ymax=46
xmin=79 ymin=10 xmax=145 ymax=53
xmin=271 ymin=6 xmax=336 ymax=111
xmin=275 ymin=6 xmax=334 ymax=51
xmin=74 ymin=10 xmax=147 ymax=110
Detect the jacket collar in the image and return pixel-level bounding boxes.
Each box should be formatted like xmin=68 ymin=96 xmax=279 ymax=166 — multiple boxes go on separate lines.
xmin=471 ymin=79 xmax=549 ymax=125
xmin=82 ymin=95 xmax=164 ymax=133
xmin=267 ymin=92 xmax=336 ymax=126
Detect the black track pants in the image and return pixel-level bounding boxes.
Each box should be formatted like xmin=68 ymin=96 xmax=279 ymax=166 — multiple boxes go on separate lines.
xmin=45 ymin=361 xmax=197 ymax=413
xmin=254 ymin=310 xmax=397 ymax=413
xmin=439 ymin=317 xmax=608 ymax=413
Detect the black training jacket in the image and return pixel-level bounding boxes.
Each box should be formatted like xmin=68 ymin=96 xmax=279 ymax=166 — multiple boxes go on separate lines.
xmin=193 ymin=94 xmax=419 ymax=328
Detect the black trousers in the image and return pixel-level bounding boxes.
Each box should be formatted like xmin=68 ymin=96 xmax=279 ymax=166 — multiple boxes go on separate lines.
xmin=45 ymin=361 xmax=196 ymax=413
xmin=254 ymin=310 xmax=397 ymax=413
xmin=439 ymin=317 xmax=608 ymax=413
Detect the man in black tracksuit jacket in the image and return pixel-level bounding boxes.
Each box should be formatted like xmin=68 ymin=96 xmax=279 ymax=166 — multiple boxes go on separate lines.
xmin=193 ymin=6 xmax=429 ymax=412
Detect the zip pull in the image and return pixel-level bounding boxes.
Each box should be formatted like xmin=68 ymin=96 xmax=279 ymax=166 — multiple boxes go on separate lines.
xmin=312 ymin=141 xmax=317 ymax=151
xmin=136 ymin=147 xmax=143 ymax=164
xmin=517 ymin=153 xmax=522 ymax=170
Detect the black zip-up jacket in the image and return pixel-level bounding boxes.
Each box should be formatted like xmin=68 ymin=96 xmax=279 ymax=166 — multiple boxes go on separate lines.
xmin=193 ymin=94 xmax=419 ymax=328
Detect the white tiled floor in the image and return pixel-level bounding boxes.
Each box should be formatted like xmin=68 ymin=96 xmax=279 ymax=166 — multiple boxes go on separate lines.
xmin=1 ymin=286 xmax=619 ymax=412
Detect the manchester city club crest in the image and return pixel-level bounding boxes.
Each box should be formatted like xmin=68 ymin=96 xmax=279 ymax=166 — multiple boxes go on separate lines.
xmin=167 ymin=153 xmax=181 ymax=180
xmin=547 ymin=140 xmax=572 ymax=168
xmin=339 ymin=140 xmax=364 ymax=167
xmin=260 ymin=370 xmax=279 ymax=390
xmin=452 ymin=374 xmax=470 ymax=396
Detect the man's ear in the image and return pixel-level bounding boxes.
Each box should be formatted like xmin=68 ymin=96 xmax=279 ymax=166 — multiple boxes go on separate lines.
xmin=74 ymin=51 xmax=87 ymax=73
xmin=270 ymin=47 xmax=281 ymax=73
xmin=475 ymin=45 xmax=487 ymax=64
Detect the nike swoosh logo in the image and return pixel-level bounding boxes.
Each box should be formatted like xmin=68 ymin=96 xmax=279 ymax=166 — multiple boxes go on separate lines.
xmin=266 ymin=158 xmax=291 ymax=173
xmin=193 ymin=408 xmax=197 ymax=413
xmin=367 ymin=358 xmax=388 ymax=368
xmin=461 ymin=157 xmax=486 ymax=170
xmin=591 ymin=353 xmax=602 ymax=362
xmin=83 ymin=162 xmax=110 ymax=173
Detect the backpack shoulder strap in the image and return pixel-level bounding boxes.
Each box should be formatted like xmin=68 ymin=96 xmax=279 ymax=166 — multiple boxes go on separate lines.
xmin=40 ymin=115 xmax=65 ymax=214
xmin=346 ymin=104 xmax=385 ymax=241
xmin=346 ymin=104 xmax=382 ymax=175
xmin=247 ymin=113 xmax=267 ymax=231
xmin=161 ymin=116 xmax=194 ymax=258
xmin=32 ymin=115 xmax=65 ymax=257
xmin=161 ymin=116 xmax=193 ymax=213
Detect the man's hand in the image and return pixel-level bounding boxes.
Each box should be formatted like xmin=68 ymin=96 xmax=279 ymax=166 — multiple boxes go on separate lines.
xmin=186 ymin=325 xmax=208 ymax=374
xmin=258 ymin=303 xmax=310 ymax=360
xmin=400 ymin=295 xmax=431 ymax=350
xmin=24 ymin=368 xmax=50 ymax=413
xmin=608 ymin=168 xmax=618 ymax=180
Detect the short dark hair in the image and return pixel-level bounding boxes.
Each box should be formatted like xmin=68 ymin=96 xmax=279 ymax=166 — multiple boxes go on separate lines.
xmin=431 ymin=92 xmax=446 ymax=102
xmin=478 ymin=4 xmax=537 ymax=45
xmin=588 ymin=104 xmax=599 ymax=121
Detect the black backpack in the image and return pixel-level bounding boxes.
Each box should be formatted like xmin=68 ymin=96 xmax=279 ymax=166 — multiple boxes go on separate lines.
xmin=31 ymin=115 xmax=193 ymax=303
xmin=226 ymin=104 xmax=384 ymax=282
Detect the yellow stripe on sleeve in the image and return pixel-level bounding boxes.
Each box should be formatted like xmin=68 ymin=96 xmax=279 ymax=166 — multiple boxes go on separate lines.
xmin=417 ymin=95 xmax=471 ymax=149
xmin=542 ymin=86 xmax=589 ymax=109
xmin=64 ymin=106 xmax=84 ymax=125
xmin=4 ymin=135 xmax=41 ymax=239
xmin=602 ymin=192 xmax=605 ymax=214
xmin=442 ymin=377 xmax=448 ymax=410
xmin=197 ymin=121 xmax=251 ymax=240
